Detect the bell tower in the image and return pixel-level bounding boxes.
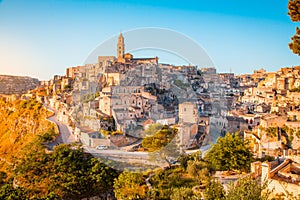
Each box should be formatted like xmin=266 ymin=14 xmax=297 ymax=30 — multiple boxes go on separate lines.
xmin=117 ymin=32 xmax=124 ymax=58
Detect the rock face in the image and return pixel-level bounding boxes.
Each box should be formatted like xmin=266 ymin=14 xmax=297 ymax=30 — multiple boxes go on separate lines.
xmin=0 ymin=75 xmax=39 ymax=94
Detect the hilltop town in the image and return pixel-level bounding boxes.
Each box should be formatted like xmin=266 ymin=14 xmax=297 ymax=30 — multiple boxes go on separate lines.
xmin=2 ymin=33 xmax=300 ymax=198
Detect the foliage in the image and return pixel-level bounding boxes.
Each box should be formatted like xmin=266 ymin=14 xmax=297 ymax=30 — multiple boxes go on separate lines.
xmin=204 ymin=180 xmax=226 ymax=200
xmin=144 ymin=123 xmax=163 ymax=136
xmin=148 ymin=167 xmax=199 ymax=200
xmin=266 ymin=127 xmax=279 ymax=138
xmin=170 ymin=187 xmax=198 ymax=200
xmin=296 ymin=130 xmax=300 ymax=138
xmin=63 ymin=85 xmax=72 ymax=90
xmin=187 ymin=160 xmax=214 ymax=184
xmin=0 ymin=99 xmax=118 ymax=199
xmin=205 ymin=133 xmax=253 ymax=172
xmin=288 ymin=0 xmax=300 ymax=22
xmin=148 ymin=135 xmax=180 ymax=166
xmin=173 ymin=79 xmax=190 ymax=90
xmin=101 ymin=129 xmax=111 ymax=137
xmin=38 ymin=126 xmax=57 ymax=143
xmin=0 ymin=99 xmax=57 ymax=172
xmin=288 ymin=0 xmax=300 ymax=55
xmin=0 ymin=171 xmax=7 ymax=185
xmin=178 ymin=151 xmax=202 ymax=170
xmin=273 ymin=192 xmax=300 ymax=200
xmin=226 ymin=176 xmax=270 ymax=200
xmin=81 ymin=93 xmax=96 ymax=103
xmin=0 ymin=182 xmax=29 ymax=200
xmin=146 ymin=152 xmax=212 ymax=199
xmin=289 ymin=86 xmax=300 ymax=92
xmin=114 ymin=171 xmax=148 ymax=200
xmin=10 ymin=143 xmax=117 ymax=199
xmin=257 ymin=155 xmax=275 ymax=162
xmin=142 ymin=125 xmax=178 ymax=152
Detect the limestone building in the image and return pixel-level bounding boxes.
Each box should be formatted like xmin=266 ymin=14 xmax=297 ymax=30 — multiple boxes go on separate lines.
xmin=178 ymin=102 xmax=198 ymax=124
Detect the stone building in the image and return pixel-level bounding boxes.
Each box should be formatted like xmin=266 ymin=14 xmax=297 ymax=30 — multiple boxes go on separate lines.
xmin=260 ymin=158 xmax=300 ymax=199
xmin=178 ymin=102 xmax=198 ymax=124
xmin=79 ymin=126 xmax=109 ymax=148
xmin=178 ymin=102 xmax=199 ymax=149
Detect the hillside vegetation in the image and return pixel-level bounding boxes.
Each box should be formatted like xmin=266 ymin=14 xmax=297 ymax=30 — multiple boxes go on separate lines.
xmin=0 ymin=99 xmax=118 ymax=199
xmin=0 ymin=99 xmax=57 ymax=172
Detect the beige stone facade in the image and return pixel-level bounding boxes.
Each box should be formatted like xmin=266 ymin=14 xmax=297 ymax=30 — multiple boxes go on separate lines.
xmin=179 ymin=102 xmax=198 ymax=124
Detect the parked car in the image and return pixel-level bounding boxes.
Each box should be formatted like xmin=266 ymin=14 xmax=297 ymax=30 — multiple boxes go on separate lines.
xmin=96 ymin=145 xmax=108 ymax=150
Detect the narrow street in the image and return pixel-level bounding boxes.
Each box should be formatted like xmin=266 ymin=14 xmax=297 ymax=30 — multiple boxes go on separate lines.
xmin=48 ymin=114 xmax=75 ymax=144
xmin=45 ymin=106 xmax=75 ymax=149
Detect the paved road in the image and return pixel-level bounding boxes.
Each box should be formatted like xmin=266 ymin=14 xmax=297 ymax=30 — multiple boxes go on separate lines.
xmin=84 ymin=146 xmax=150 ymax=162
xmin=45 ymin=106 xmax=75 ymax=149
xmin=195 ymin=128 xmax=220 ymax=157
xmin=84 ymin=146 xmax=169 ymax=169
xmin=49 ymin=115 xmax=75 ymax=144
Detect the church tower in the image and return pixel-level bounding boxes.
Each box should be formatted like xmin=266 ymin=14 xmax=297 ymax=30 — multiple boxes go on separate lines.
xmin=117 ymin=32 xmax=124 ymax=58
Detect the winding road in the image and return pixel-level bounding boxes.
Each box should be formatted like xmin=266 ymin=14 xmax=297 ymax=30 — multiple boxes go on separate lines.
xmin=45 ymin=106 xmax=75 ymax=149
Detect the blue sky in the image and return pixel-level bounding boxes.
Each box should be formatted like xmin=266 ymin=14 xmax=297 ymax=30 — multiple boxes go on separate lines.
xmin=0 ymin=0 xmax=299 ymax=80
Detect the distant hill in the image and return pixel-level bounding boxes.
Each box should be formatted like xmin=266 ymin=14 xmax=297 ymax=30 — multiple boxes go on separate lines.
xmin=0 ymin=75 xmax=39 ymax=94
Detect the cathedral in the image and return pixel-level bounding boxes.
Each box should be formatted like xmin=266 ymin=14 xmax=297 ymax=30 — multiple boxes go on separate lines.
xmin=116 ymin=32 xmax=158 ymax=65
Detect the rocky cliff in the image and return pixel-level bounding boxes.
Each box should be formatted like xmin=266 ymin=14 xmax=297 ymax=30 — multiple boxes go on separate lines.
xmin=0 ymin=75 xmax=39 ymax=94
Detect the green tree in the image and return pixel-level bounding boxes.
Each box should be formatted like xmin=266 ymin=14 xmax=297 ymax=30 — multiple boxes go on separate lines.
xmin=0 ymin=182 xmax=29 ymax=200
xmin=226 ymin=176 xmax=270 ymax=200
xmin=187 ymin=160 xmax=213 ymax=184
xmin=142 ymin=125 xmax=178 ymax=152
xmin=288 ymin=0 xmax=300 ymax=55
xmin=204 ymin=180 xmax=226 ymax=200
xmin=114 ymin=171 xmax=148 ymax=200
xmin=205 ymin=133 xmax=253 ymax=172
xmin=178 ymin=151 xmax=202 ymax=170
xmin=144 ymin=123 xmax=163 ymax=136
xmin=13 ymin=143 xmax=117 ymax=199
xmin=0 ymin=172 xmax=7 ymax=186
xmin=170 ymin=187 xmax=197 ymax=200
